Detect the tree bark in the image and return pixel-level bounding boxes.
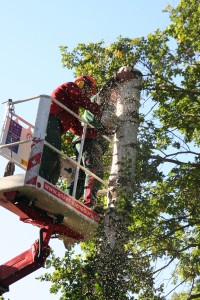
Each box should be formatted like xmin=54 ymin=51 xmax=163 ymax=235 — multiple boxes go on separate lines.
xmin=96 ymin=67 xmax=142 ymax=250
xmin=94 ymin=69 xmax=143 ymax=300
xmin=107 ymin=68 xmax=142 ymax=207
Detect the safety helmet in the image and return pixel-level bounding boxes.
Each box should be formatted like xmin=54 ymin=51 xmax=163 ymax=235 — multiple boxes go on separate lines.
xmin=74 ymin=75 xmax=97 ymax=95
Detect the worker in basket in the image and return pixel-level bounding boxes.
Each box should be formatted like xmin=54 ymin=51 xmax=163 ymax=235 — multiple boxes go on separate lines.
xmin=39 ymin=75 xmax=102 ymax=185
xmin=66 ymin=103 xmax=110 ymax=213
xmin=66 ymin=66 xmax=136 ymax=212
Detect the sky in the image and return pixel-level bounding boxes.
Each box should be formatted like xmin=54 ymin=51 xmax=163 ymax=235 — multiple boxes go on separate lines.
xmin=0 ymin=1 xmax=179 ymax=299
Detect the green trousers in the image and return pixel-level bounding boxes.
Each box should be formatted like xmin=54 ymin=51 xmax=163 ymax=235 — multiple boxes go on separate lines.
xmin=66 ymin=138 xmax=108 ymax=206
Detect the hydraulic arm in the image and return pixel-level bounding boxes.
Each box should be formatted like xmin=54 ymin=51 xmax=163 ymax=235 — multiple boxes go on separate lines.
xmin=0 ymin=226 xmax=52 ymax=295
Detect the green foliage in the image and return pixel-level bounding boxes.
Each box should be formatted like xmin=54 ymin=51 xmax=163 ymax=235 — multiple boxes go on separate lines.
xmin=60 ymin=36 xmax=140 ymax=87
xmin=39 ymin=218 xmax=159 ymax=300
xmin=0 ymin=296 xmax=10 ymax=300
xmin=171 ymin=279 xmax=200 ymax=300
xmin=61 ymin=132 xmax=74 ymax=156
xmin=39 ymin=0 xmax=200 ymax=299
xmin=38 ymin=249 xmax=102 ymax=300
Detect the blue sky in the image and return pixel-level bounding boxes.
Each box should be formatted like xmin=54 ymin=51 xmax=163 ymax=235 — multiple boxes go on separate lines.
xmin=0 ymin=1 xmax=179 ymax=299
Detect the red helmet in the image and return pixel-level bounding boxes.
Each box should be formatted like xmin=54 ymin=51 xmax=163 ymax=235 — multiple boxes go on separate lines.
xmin=74 ymin=75 xmax=97 ymax=95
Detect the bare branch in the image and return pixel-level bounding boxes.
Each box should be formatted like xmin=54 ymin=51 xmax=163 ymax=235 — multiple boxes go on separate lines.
xmin=150 ymin=154 xmax=200 ymax=167
xmin=165 ymin=278 xmax=187 ymax=298
xmin=153 ymin=257 xmax=176 ymax=275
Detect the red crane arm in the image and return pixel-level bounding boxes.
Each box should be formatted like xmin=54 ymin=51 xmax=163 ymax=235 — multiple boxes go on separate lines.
xmin=0 ymin=226 xmax=52 ymax=296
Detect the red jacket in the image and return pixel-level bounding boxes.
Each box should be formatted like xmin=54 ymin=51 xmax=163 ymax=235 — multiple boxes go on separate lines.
xmin=50 ymin=82 xmax=101 ymax=136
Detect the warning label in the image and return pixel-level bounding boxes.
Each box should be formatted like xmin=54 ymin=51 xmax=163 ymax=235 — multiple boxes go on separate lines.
xmin=6 ymin=120 xmax=22 ymax=153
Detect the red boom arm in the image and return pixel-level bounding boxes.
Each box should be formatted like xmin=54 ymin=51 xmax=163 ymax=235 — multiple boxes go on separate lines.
xmin=0 ymin=226 xmax=52 ymax=295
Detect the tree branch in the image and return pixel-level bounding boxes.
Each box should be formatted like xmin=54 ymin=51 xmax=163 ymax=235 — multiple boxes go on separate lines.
xmin=153 ymin=257 xmax=176 ymax=275
xmin=150 ymin=154 xmax=200 ymax=167
xmin=144 ymin=84 xmax=200 ymax=97
xmin=165 ymin=278 xmax=187 ymax=298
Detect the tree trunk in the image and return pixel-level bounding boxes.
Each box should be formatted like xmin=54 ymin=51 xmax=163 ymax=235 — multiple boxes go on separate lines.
xmin=94 ymin=69 xmax=143 ymax=299
xmin=104 ymin=68 xmax=142 ymax=250
xmin=107 ymin=68 xmax=142 ymax=207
